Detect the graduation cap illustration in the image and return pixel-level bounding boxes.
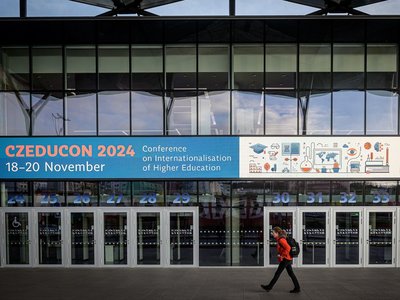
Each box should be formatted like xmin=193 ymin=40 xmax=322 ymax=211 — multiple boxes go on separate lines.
xmin=250 ymin=143 xmax=267 ymax=154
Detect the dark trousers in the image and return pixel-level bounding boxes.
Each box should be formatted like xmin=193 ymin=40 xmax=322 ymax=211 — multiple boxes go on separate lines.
xmin=268 ymin=259 xmax=300 ymax=290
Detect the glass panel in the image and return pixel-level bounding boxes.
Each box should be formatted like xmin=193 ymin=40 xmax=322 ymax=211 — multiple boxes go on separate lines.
xmin=302 ymin=212 xmax=326 ymax=265
xmin=137 ymin=212 xmax=160 ymax=265
xmin=66 ymin=46 xmax=96 ymax=90
xmin=71 ymin=212 xmax=95 ymax=265
xmin=34 ymin=182 xmax=65 ymax=207
xmin=366 ymin=91 xmax=398 ymax=135
xmin=166 ymin=181 xmax=197 ymax=206
xmin=265 ymin=91 xmax=297 ymax=135
xmin=333 ymin=44 xmax=364 ymax=89
xmin=99 ymin=182 xmax=131 ymax=206
xmin=198 ymin=45 xmax=229 ymax=90
xmin=265 ymin=181 xmax=297 ymax=206
xmin=232 ymin=91 xmax=264 ymax=135
xmin=232 ymin=206 xmax=263 ymax=266
xmin=199 ymin=181 xmax=230 ymax=266
xmin=166 ymin=91 xmax=197 ymax=136
xmin=369 ymin=212 xmax=393 ymax=265
xmin=299 ymin=44 xmax=331 ymax=89
xmin=131 ymin=91 xmax=163 ymax=135
xmin=199 ymin=181 xmax=231 ymax=206
xmin=199 ymin=206 xmax=230 ymax=266
xmin=32 ymin=93 xmax=64 ymax=136
xmin=38 ymin=212 xmax=62 ymax=264
xmin=0 ymin=92 xmax=30 ymax=136
xmin=98 ymin=45 xmax=129 ymax=90
xmin=364 ymin=181 xmax=397 ymax=206
xmin=367 ymin=44 xmax=398 ymax=89
xmin=165 ymin=45 xmax=196 ymax=89
xmin=132 ymin=181 xmax=164 ymax=206
xmin=104 ymin=213 xmax=127 ymax=265
xmin=0 ymin=47 xmax=30 ymax=90
xmin=66 ymin=182 xmax=98 ymax=207
xmin=269 ymin=212 xmax=293 ymax=265
xmin=332 ymin=181 xmax=363 ymax=206
xmin=2 ymin=181 xmax=31 ymax=207
xmin=132 ymin=45 xmax=163 ymax=90
xmin=333 ymin=91 xmax=364 ymax=135
xmin=335 ymin=212 xmax=360 ymax=265
xmin=198 ymin=90 xmax=230 ymax=135
xmin=65 ymin=92 xmax=96 ymax=135
xmin=231 ymin=181 xmax=264 ymax=207
xmin=98 ymin=91 xmax=130 ymax=135
xmin=170 ymin=212 xmax=194 ymax=265
xmin=32 ymin=47 xmax=63 ymax=90
xmin=6 ymin=212 xmax=29 ymax=264
xmin=298 ymin=181 xmax=330 ymax=206
xmin=266 ymin=44 xmax=297 ymax=89
xmin=233 ymin=45 xmax=263 ymax=89
xmin=299 ymin=91 xmax=331 ymax=135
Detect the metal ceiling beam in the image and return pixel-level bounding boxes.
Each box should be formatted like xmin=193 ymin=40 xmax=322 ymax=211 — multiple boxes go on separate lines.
xmin=230 ymin=0 xmax=235 ymax=16
xmin=97 ymin=0 xmax=158 ymax=16
xmin=284 ymin=0 xmax=389 ymax=15
xmin=20 ymin=0 xmax=27 ymax=17
xmin=70 ymin=0 xmax=183 ymax=17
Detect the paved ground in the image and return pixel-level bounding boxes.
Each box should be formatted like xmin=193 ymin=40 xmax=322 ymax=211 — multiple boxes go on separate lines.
xmin=0 ymin=267 xmax=398 ymax=300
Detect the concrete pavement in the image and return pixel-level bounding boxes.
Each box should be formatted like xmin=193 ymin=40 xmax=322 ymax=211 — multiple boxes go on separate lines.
xmin=0 ymin=267 xmax=397 ymax=300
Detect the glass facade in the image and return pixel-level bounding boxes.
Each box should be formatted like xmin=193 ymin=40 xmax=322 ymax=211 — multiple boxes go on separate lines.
xmin=299 ymin=44 xmax=331 ymax=90
xmin=0 ymin=47 xmax=30 ymax=91
xmin=32 ymin=47 xmax=63 ymax=91
xmin=1 ymin=43 xmax=398 ymax=137
xmin=2 ymin=180 xmax=400 ymax=207
xmin=1 ymin=18 xmax=400 ymax=268
xmin=65 ymin=46 xmax=96 ymax=91
xmin=132 ymin=45 xmax=163 ymax=90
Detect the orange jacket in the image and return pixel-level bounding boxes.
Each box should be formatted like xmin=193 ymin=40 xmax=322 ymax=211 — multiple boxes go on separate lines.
xmin=276 ymin=237 xmax=292 ymax=261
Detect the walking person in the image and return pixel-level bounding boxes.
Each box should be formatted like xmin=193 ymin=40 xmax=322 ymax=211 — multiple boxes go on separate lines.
xmin=261 ymin=227 xmax=301 ymax=293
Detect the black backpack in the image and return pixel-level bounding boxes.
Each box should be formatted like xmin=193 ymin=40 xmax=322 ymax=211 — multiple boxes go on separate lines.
xmin=285 ymin=236 xmax=300 ymax=258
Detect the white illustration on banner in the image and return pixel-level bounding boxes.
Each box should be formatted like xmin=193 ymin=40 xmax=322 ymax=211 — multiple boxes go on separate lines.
xmin=241 ymin=137 xmax=395 ymax=178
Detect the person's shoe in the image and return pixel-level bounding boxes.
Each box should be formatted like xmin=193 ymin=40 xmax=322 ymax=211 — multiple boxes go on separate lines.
xmin=261 ymin=285 xmax=272 ymax=292
xmin=289 ymin=288 xmax=301 ymax=293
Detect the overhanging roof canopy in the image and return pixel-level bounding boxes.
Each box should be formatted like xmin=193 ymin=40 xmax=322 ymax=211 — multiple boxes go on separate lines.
xmin=284 ymin=0 xmax=388 ymax=15
xmin=70 ymin=0 xmax=183 ymax=16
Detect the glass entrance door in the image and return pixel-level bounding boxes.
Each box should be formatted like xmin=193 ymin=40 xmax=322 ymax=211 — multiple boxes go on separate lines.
xmin=68 ymin=211 xmax=96 ymax=266
xmin=333 ymin=210 xmax=362 ymax=266
xmin=136 ymin=211 xmax=162 ymax=265
xmin=366 ymin=209 xmax=395 ymax=266
xmin=300 ymin=209 xmax=329 ymax=266
xmin=2 ymin=211 xmax=32 ymax=265
xmin=167 ymin=208 xmax=198 ymax=266
xmin=101 ymin=211 xmax=128 ymax=265
xmin=134 ymin=208 xmax=198 ymax=267
xmin=36 ymin=210 xmax=63 ymax=265
xmin=265 ymin=209 xmax=297 ymax=266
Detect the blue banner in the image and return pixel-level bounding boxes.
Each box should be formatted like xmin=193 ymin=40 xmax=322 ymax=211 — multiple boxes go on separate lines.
xmin=0 ymin=137 xmax=239 ymax=179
